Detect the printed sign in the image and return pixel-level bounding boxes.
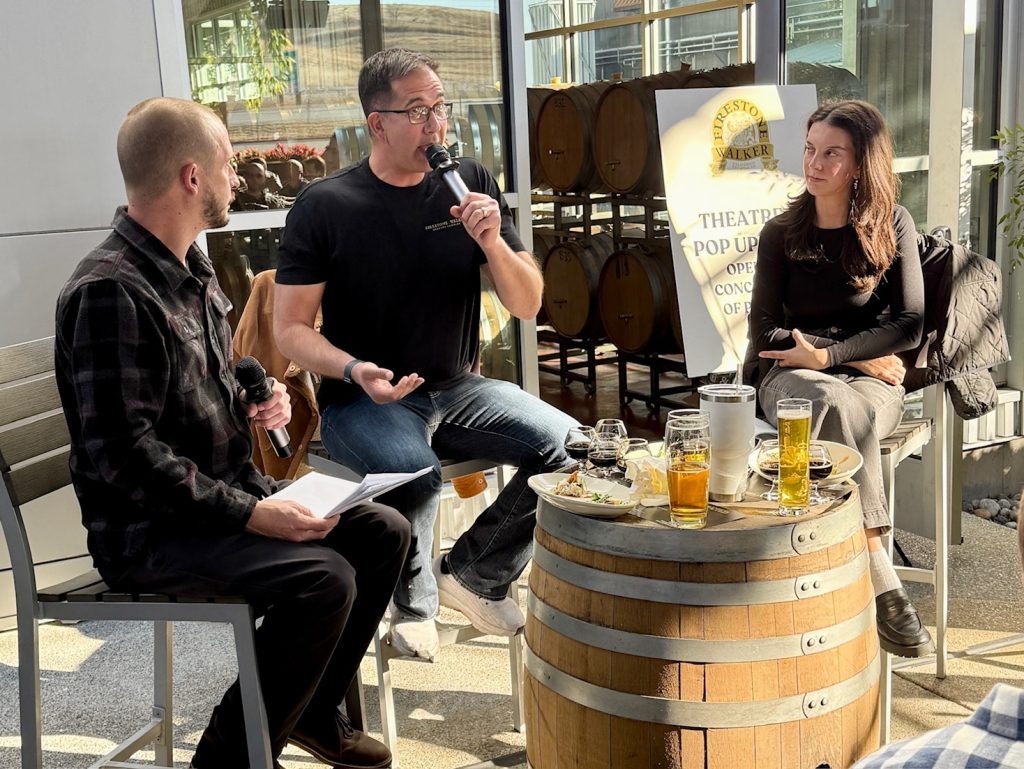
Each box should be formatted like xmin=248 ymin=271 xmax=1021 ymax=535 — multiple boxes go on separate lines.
xmin=656 ymin=85 xmax=818 ymax=377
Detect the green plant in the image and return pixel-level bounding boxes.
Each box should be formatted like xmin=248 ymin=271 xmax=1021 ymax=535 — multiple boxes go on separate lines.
xmin=993 ymin=124 xmax=1024 ymax=271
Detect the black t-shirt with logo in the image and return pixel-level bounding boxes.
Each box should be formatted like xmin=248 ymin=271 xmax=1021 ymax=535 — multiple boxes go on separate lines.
xmin=276 ymin=157 xmax=524 ymax=407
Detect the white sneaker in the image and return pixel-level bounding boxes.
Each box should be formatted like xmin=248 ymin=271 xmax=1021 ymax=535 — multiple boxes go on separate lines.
xmin=433 ymin=556 xmax=525 ymax=637
xmin=389 ymin=616 xmax=440 ymax=661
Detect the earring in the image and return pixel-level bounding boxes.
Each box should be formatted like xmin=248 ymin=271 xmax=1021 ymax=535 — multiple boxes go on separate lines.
xmin=849 ymin=177 xmax=860 ymax=222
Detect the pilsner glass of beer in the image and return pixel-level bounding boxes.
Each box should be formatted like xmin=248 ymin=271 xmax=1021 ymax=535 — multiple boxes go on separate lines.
xmin=665 ymin=414 xmax=711 ymax=528
xmin=776 ymin=398 xmax=812 ymax=515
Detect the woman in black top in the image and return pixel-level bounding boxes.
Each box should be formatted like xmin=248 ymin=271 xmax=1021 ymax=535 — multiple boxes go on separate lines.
xmin=747 ymin=100 xmax=933 ymax=658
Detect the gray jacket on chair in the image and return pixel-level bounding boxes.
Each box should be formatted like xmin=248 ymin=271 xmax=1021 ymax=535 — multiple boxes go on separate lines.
xmin=899 ymin=233 xmax=1010 ymax=419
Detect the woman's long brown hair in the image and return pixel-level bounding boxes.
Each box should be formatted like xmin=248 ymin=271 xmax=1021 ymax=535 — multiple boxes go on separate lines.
xmin=778 ymin=100 xmax=899 ymax=292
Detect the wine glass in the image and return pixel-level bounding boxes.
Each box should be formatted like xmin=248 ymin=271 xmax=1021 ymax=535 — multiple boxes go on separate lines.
xmin=755 ymin=439 xmax=781 ymax=502
xmin=587 ymin=435 xmax=621 ymax=479
xmin=808 ymin=442 xmax=834 ymax=504
xmin=595 ymin=418 xmax=627 ymax=442
xmin=617 ymin=438 xmax=651 ymax=473
xmin=563 ymin=425 xmax=596 ymax=474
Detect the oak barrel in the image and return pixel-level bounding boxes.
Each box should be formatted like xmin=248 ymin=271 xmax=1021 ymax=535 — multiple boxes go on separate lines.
xmin=593 ymin=70 xmax=690 ymax=195
xmin=533 ymin=229 xmax=560 ymax=327
xmin=542 ymin=234 xmax=616 ymax=339
xmin=597 ymin=243 xmax=684 ymax=353
xmin=536 ymin=82 xmax=611 ymax=193
xmin=525 ymin=490 xmax=880 ymax=769
xmin=681 ymin=62 xmax=755 ymax=89
xmin=528 ymin=87 xmax=553 ymax=189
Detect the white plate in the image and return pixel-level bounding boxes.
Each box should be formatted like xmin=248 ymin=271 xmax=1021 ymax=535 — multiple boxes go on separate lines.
xmin=748 ymin=440 xmax=863 ymax=484
xmin=528 ymin=472 xmax=637 ymax=518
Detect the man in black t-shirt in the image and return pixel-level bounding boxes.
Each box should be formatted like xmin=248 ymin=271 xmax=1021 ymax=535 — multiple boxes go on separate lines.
xmin=275 ymin=48 xmax=577 ymax=661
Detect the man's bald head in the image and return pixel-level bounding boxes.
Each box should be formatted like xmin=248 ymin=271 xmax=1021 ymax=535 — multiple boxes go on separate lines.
xmin=117 ymin=97 xmax=225 ymax=204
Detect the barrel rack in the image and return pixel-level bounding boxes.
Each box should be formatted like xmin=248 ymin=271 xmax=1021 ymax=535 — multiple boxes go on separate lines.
xmin=533 ymin=191 xmax=697 ymax=411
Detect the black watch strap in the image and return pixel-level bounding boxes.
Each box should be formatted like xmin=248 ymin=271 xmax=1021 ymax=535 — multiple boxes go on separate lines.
xmin=343 ymin=359 xmax=364 ymax=384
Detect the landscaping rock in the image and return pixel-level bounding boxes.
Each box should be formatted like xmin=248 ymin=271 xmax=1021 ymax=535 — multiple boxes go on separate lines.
xmin=1008 ymin=522 xmax=1018 ymax=530
xmin=974 ymin=507 xmax=993 ymax=520
xmin=999 ymin=498 xmax=1012 ymax=509
xmin=979 ymin=498 xmax=1001 ymax=516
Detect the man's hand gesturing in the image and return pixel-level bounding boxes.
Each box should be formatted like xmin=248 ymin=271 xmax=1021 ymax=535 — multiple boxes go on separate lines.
xmin=351 ymin=360 xmax=424 ymax=404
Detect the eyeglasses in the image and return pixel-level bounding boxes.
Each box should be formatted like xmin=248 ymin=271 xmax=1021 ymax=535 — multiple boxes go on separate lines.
xmin=375 ymin=102 xmax=453 ymax=124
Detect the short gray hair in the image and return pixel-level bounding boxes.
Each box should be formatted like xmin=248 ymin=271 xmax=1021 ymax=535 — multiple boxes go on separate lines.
xmin=358 ymin=48 xmax=439 ymax=116
xmin=117 ymin=98 xmax=223 ymax=203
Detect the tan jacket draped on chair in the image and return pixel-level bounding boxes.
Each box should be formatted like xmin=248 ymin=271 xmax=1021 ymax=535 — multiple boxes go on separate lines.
xmin=233 ymin=269 xmax=320 ymax=480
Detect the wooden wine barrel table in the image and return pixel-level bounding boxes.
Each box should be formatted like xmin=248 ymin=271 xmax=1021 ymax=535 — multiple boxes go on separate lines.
xmin=524 ymin=488 xmax=880 ymax=769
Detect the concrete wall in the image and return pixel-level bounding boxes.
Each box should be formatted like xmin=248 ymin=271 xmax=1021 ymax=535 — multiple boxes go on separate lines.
xmin=0 ymin=1 xmax=165 ymax=346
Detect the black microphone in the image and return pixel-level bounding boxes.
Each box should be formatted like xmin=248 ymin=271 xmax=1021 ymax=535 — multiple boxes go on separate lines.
xmin=235 ymin=357 xmax=293 ymax=458
xmin=425 ymin=143 xmax=470 ymax=203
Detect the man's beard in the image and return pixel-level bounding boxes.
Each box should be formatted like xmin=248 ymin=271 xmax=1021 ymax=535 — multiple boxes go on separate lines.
xmin=202 ymin=188 xmax=229 ymax=229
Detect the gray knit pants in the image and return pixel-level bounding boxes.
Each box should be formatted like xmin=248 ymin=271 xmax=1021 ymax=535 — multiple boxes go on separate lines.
xmin=758 ymin=365 xmax=906 ymax=532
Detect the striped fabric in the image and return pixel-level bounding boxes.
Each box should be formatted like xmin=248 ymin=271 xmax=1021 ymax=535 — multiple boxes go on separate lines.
xmin=853 ymin=684 xmax=1024 ymax=768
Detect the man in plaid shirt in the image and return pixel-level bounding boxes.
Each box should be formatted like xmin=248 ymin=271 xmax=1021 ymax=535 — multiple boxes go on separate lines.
xmin=55 ymin=97 xmax=408 ymax=769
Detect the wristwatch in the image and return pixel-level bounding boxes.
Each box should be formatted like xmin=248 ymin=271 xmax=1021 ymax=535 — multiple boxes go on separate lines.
xmin=343 ymin=358 xmax=364 ymax=384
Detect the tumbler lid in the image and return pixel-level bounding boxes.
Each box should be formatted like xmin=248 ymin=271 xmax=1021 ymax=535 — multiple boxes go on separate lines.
xmin=698 ymin=383 xmax=756 ymax=403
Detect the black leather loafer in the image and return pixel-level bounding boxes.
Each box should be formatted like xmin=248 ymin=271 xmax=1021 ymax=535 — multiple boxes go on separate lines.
xmin=875 ymin=587 xmax=936 ymax=658
xmin=290 ymin=712 xmax=392 ymax=769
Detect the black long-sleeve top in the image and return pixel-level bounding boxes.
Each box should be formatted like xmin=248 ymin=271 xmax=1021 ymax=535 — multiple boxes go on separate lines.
xmin=746 ymin=204 xmax=924 ymax=384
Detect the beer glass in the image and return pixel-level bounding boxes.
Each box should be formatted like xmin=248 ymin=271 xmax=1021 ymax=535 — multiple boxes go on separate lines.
xmin=665 ymin=414 xmax=711 ymax=528
xmin=776 ymin=398 xmax=812 ymax=515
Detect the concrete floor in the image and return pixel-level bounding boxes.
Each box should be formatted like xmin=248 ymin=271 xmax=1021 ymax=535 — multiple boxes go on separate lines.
xmin=1 ymin=511 xmax=1021 ymax=769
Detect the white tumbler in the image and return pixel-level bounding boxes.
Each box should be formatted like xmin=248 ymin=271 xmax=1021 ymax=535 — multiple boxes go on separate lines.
xmin=698 ymin=383 xmax=757 ymax=502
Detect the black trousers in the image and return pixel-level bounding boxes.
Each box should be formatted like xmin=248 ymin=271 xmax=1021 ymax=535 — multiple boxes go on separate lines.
xmin=115 ymin=502 xmax=410 ymax=765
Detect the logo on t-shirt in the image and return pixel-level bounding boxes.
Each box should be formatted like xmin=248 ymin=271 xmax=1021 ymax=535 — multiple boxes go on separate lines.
xmin=425 ymin=218 xmax=463 ymax=233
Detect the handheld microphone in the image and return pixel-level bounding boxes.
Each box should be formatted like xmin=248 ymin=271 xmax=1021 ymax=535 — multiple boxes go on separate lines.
xmin=425 ymin=143 xmax=470 ymax=203
xmin=234 ymin=357 xmax=293 ymax=458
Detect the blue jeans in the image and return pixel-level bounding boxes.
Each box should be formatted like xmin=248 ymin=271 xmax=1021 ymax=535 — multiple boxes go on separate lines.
xmin=320 ymin=373 xmax=578 ymax=621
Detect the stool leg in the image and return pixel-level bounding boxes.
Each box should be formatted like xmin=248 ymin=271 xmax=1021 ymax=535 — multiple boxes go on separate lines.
xmin=232 ymin=614 xmax=272 ymax=769
xmin=374 ymin=622 xmax=399 ymax=767
xmin=878 ymin=649 xmax=893 ymax=745
xmin=153 ymin=620 xmax=173 ymax=766
xmin=509 ymin=631 xmax=525 ymax=733
xmin=932 ymin=386 xmax=950 ymax=679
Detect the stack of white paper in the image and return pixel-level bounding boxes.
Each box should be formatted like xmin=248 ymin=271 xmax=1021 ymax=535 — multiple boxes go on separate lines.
xmin=268 ymin=467 xmax=433 ymax=519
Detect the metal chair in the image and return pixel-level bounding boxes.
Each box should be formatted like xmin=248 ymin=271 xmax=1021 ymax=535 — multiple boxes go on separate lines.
xmin=0 ymin=337 xmax=276 ymax=769
xmin=877 ymin=381 xmax=951 ymax=744
xmin=307 ymin=450 xmax=525 ymax=768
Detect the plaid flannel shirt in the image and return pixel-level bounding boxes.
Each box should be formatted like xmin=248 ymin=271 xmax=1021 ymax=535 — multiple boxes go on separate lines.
xmin=853 ymin=683 xmax=1024 ymax=768
xmin=55 ymin=208 xmax=276 ymax=577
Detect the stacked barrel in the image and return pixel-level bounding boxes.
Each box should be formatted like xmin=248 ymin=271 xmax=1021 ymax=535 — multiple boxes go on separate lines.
xmin=531 ymin=64 xmax=756 ymax=368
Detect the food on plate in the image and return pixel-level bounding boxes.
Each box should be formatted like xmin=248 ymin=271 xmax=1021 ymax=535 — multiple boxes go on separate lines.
xmin=552 ymin=471 xmax=627 ymax=505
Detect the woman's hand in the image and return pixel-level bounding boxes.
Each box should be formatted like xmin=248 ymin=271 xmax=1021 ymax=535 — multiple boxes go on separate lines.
xmin=847 ymin=355 xmax=906 ymax=386
xmin=758 ymin=329 xmax=829 ymax=370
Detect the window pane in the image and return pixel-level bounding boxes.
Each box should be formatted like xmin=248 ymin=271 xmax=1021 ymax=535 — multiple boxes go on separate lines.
xmin=183 ymin=1 xmax=363 ymax=207
xmin=898 ymin=170 xmax=928 ymax=232
xmin=654 ymin=0 xmax=719 ymax=9
xmin=577 ymin=23 xmax=641 ymax=82
xmin=656 ymin=8 xmax=739 ymax=73
xmin=525 ymin=0 xmax=564 ymax=33
xmin=528 ymin=36 xmax=566 ymax=86
xmin=969 ymin=167 xmax=998 ymax=257
xmin=973 ymin=0 xmax=1002 ymax=150
xmin=785 ymin=0 xmax=932 ymax=158
xmin=381 ymin=1 xmax=506 ymax=189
